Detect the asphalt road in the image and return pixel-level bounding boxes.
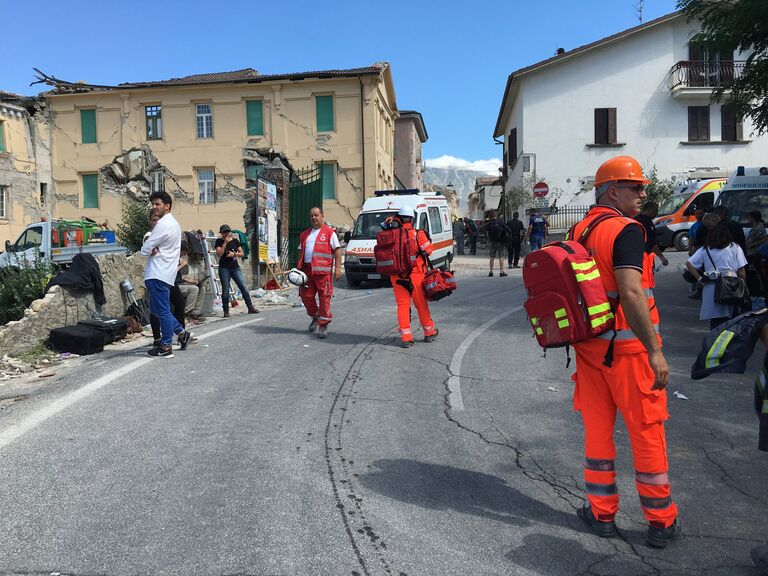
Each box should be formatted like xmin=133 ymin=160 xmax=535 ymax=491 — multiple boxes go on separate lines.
xmin=0 ymin=252 xmax=766 ymax=576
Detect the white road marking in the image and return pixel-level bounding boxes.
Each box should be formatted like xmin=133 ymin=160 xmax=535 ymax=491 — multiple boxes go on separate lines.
xmin=0 ymin=317 xmax=264 ymax=450
xmin=447 ymin=306 xmax=523 ymax=412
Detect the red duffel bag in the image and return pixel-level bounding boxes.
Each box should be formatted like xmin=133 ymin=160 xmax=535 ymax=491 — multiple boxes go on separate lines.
xmin=422 ymin=261 xmax=457 ymax=301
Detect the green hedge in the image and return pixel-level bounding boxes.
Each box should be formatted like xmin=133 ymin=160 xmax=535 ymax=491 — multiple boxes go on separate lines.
xmin=0 ymin=257 xmax=55 ymax=325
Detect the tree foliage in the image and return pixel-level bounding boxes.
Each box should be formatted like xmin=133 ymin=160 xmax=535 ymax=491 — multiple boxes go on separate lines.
xmin=0 ymin=257 xmax=55 ymax=325
xmin=643 ymin=166 xmax=676 ymax=207
xmin=116 ymin=201 xmax=151 ymax=253
xmin=678 ymin=0 xmax=768 ymax=134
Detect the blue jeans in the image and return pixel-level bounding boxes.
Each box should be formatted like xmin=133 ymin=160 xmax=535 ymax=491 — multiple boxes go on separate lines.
xmin=219 ymin=267 xmax=254 ymax=311
xmin=146 ymin=278 xmax=184 ymax=346
xmin=530 ymin=235 xmax=545 ymax=251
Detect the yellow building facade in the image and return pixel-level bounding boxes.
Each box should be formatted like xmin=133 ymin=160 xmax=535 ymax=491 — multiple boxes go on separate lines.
xmin=43 ymin=64 xmax=397 ymax=233
xmin=0 ymin=94 xmax=51 ymax=245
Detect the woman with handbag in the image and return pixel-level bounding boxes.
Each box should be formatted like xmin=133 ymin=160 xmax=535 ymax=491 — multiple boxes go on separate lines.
xmin=686 ymin=224 xmax=748 ymax=330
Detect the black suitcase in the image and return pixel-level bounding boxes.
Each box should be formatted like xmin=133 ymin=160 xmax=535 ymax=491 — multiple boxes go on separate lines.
xmin=49 ymin=325 xmax=105 ymax=355
xmin=77 ymin=317 xmax=129 ymax=345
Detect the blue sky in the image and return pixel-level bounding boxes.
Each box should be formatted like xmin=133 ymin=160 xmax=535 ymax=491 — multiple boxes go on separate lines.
xmin=4 ymin=0 xmax=679 ymax=172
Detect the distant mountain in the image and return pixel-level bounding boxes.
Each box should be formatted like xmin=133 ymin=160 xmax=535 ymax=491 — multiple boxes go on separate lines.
xmin=424 ymin=167 xmax=497 ymax=215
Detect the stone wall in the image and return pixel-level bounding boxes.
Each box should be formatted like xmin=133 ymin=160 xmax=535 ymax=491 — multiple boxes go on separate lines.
xmin=0 ymin=252 xmax=147 ymax=356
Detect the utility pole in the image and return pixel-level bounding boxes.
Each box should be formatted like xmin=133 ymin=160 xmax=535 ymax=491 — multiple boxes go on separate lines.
xmin=634 ymin=0 xmax=644 ymax=24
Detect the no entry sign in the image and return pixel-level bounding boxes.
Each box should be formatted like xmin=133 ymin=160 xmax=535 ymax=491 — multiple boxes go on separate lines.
xmin=533 ymin=181 xmax=549 ymax=198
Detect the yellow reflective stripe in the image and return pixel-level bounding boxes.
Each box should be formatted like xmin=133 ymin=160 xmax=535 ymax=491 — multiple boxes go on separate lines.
xmin=536 ymin=328 xmax=543 ymax=335
xmin=590 ymin=312 xmax=614 ymax=328
xmin=705 ymin=330 xmax=735 ymax=369
xmin=575 ymin=270 xmax=601 ymax=282
xmin=554 ymin=308 xmax=567 ymax=318
xmin=557 ymin=319 xmax=570 ymax=329
xmin=531 ymin=317 xmax=538 ymax=325
xmin=571 ymin=261 xmax=595 ymax=271
xmin=588 ymin=302 xmax=612 ymax=316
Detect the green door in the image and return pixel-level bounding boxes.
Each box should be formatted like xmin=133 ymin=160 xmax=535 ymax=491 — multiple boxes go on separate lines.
xmin=288 ymin=164 xmax=324 ymax=268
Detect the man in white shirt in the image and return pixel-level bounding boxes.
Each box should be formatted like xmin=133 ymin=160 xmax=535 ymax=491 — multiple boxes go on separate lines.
xmin=297 ymin=207 xmax=342 ymax=339
xmin=141 ymin=191 xmax=191 ymax=357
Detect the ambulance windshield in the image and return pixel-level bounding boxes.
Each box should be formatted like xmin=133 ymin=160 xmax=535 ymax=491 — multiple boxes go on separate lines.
xmin=717 ymin=188 xmax=768 ymax=224
xmin=352 ymin=211 xmax=397 ymax=239
xmin=658 ymin=193 xmax=693 ymax=216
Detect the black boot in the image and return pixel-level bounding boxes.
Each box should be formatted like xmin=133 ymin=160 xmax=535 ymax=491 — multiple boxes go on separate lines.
xmin=577 ymin=503 xmax=618 ymax=538
xmin=647 ymin=518 xmax=682 ymax=548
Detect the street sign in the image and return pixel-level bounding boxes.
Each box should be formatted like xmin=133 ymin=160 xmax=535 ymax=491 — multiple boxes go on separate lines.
xmin=533 ymin=181 xmax=549 ymax=198
xmin=533 ymin=197 xmax=549 ymax=208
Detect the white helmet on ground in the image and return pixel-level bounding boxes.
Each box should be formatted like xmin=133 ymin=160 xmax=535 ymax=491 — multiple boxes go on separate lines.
xmin=287 ymin=268 xmax=308 ymax=287
xmin=398 ymin=206 xmax=415 ymax=219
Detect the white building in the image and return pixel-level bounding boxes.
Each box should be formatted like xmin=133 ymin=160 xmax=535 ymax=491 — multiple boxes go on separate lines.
xmin=494 ymin=11 xmax=768 ymax=208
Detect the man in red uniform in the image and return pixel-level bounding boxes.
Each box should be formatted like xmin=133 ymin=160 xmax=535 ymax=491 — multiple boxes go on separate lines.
xmin=388 ymin=206 xmax=438 ymax=348
xmin=572 ymin=156 xmax=680 ymax=548
xmin=298 ymin=207 xmax=342 ymax=339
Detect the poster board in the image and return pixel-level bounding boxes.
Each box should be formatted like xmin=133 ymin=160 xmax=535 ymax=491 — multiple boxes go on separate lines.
xmin=256 ymin=178 xmax=278 ymax=262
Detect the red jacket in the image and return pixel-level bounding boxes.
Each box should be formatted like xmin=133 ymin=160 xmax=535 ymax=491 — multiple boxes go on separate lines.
xmin=298 ymin=224 xmax=336 ymax=276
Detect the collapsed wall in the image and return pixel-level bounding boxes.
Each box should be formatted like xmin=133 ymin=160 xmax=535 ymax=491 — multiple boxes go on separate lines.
xmin=0 ymin=253 xmax=146 ymax=356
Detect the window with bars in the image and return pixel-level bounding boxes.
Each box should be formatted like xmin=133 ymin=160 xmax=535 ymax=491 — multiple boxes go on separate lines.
xmin=198 ymin=169 xmax=215 ymax=204
xmin=0 ymin=186 xmax=7 ymax=218
xmin=594 ymin=108 xmax=617 ymax=145
xmin=146 ymin=105 xmax=163 ymax=140
xmin=196 ymin=104 xmax=213 ymax=138
xmin=688 ymin=106 xmax=710 ymax=141
xmin=151 ymin=170 xmax=165 ymax=193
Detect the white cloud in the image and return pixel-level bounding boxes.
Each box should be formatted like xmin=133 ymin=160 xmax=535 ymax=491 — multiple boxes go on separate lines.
xmin=425 ymin=155 xmax=502 ymax=175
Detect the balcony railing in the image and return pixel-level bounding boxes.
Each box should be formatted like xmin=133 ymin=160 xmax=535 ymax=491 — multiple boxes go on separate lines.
xmin=667 ymin=60 xmax=746 ymax=91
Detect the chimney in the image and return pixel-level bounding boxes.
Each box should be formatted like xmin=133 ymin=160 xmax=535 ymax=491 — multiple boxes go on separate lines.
xmin=556 ymin=48 xmax=565 ymax=55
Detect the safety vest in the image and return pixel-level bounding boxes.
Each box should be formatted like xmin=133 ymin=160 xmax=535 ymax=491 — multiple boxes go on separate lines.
xmin=571 ymin=205 xmax=660 ymax=355
xmin=298 ymin=224 xmax=335 ymax=275
xmin=403 ymin=222 xmax=432 ymax=274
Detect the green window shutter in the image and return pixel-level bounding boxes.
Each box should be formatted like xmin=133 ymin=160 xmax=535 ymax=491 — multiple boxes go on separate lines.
xmin=316 ymin=95 xmax=334 ymax=132
xmin=83 ymin=174 xmax=99 ymax=208
xmin=0 ymin=121 xmax=5 ymax=152
xmin=321 ymin=163 xmax=335 ymax=199
xmin=81 ymin=109 xmax=97 ymax=144
xmin=246 ymin=101 xmax=264 ymax=136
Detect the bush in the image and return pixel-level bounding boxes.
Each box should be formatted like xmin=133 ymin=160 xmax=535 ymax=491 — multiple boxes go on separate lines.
xmin=644 ymin=166 xmax=676 ymax=207
xmin=116 ymin=201 xmax=151 ymax=253
xmin=0 ymin=257 xmax=55 ymax=325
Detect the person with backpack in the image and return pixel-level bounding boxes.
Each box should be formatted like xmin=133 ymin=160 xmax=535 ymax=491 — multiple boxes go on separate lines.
xmin=381 ymin=205 xmax=438 ymax=348
xmin=464 ymin=217 xmax=478 ymax=255
xmin=569 ymin=156 xmax=680 ymax=549
xmin=480 ymin=212 xmax=509 ymax=277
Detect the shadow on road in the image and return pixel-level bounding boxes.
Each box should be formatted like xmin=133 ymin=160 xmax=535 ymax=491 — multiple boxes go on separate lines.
xmin=505 ymin=533 xmax=628 ymax=575
xmin=359 ymin=458 xmax=569 ymax=529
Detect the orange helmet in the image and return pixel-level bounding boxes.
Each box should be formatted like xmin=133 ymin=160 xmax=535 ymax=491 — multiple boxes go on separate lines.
xmin=594 ymin=156 xmax=650 ymax=188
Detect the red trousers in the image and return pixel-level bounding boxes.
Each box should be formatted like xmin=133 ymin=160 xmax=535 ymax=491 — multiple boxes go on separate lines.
xmin=572 ymin=343 xmax=678 ymax=528
xmin=300 ymin=267 xmax=333 ymax=325
xmin=390 ymin=270 xmax=436 ymax=342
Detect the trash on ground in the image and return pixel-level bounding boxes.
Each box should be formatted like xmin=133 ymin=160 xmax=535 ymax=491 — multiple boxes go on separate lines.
xmin=673 ymin=390 xmax=689 ymax=400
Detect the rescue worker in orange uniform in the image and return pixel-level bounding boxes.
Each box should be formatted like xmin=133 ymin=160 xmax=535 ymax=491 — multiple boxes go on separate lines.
xmin=572 ymin=156 xmax=680 ymax=548
xmin=388 ymin=206 xmax=438 ymax=348
xmin=298 ymin=206 xmax=343 ymax=339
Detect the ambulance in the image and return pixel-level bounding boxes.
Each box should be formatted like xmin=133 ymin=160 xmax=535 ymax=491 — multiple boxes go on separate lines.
xmin=654 ymin=178 xmax=726 ymax=251
xmin=715 ymin=166 xmax=768 ymax=232
xmin=344 ymin=189 xmax=453 ymax=286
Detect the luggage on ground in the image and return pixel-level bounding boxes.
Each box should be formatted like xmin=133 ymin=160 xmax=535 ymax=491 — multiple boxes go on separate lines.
xmin=49 ymin=324 xmax=105 ymax=355
xmin=77 ymin=317 xmax=129 ymax=345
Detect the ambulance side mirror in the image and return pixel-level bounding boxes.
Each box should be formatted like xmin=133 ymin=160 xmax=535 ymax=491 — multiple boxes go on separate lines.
xmin=343 ymin=231 xmax=351 ymax=243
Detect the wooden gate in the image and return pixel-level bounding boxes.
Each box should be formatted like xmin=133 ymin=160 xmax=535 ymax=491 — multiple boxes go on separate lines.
xmin=288 ymin=163 xmax=323 ymax=268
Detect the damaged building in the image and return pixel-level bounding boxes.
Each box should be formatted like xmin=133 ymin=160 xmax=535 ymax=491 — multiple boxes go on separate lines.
xmin=0 ymin=91 xmax=52 ymax=245
xmin=34 ymin=63 xmax=399 ymax=240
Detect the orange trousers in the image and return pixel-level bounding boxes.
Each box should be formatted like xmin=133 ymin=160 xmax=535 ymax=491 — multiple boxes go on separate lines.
xmin=572 ymin=343 xmax=678 ymax=528
xmin=390 ymin=270 xmax=436 ymax=342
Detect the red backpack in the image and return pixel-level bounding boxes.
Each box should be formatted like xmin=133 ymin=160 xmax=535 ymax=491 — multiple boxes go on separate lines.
xmin=375 ymin=226 xmax=415 ymax=275
xmin=522 ymin=213 xmax=618 ymax=351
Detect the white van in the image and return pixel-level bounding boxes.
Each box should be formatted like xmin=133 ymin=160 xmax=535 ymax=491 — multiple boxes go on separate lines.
xmin=715 ymin=166 xmax=768 ymax=233
xmin=344 ymin=189 xmax=453 ymax=286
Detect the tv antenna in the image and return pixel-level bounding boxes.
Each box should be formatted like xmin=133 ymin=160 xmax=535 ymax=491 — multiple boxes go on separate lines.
xmin=634 ymin=0 xmax=644 ymax=23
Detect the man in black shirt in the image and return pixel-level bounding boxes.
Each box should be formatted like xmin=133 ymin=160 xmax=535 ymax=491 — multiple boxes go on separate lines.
xmin=634 ymin=201 xmax=668 ymax=267
xmin=215 ymin=224 xmax=258 ymax=318
xmin=505 ymin=211 xmax=526 ymax=268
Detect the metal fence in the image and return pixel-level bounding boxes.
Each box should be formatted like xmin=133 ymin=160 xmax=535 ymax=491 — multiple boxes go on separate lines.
xmin=526 ymin=205 xmax=590 ymax=232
